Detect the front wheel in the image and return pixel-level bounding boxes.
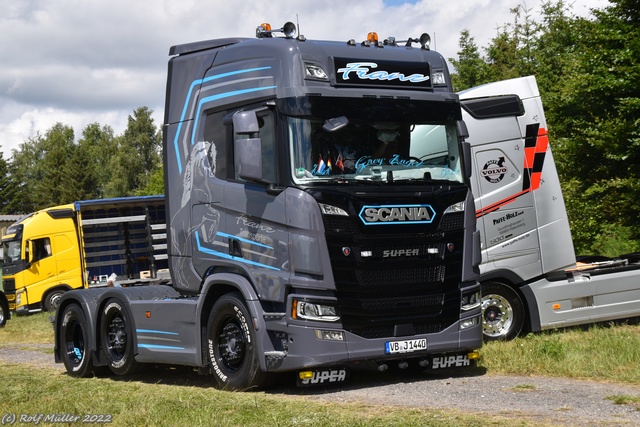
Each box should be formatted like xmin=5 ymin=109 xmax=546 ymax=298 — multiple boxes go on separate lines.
xmin=481 ymin=282 xmax=525 ymax=341
xmin=206 ymin=293 xmax=271 ymax=391
xmin=44 ymin=289 xmax=65 ymax=312
xmin=0 ymin=297 xmax=8 ymax=327
xmin=100 ymin=298 xmax=139 ymax=375
xmin=59 ymin=304 xmax=96 ymax=377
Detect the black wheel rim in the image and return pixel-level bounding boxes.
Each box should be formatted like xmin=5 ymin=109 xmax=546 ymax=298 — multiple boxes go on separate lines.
xmin=216 ymin=318 xmax=246 ymax=373
xmin=64 ymin=318 xmax=85 ymax=366
xmin=105 ymin=314 xmax=127 ymax=361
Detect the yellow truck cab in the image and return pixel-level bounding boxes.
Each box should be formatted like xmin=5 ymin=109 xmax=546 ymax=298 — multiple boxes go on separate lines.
xmin=2 ymin=204 xmax=82 ymax=312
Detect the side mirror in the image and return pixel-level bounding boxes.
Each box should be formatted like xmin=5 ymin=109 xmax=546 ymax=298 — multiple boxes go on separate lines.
xmin=457 ymin=120 xmax=469 ymax=139
xmin=232 ymin=111 xmax=263 ymax=182
xmin=26 ymin=240 xmax=33 ymax=266
xmin=461 ymin=141 xmax=472 ymax=180
xmin=233 ymin=110 xmax=260 ymax=135
xmin=457 ymin=120 xmax=472 ymax=180
xmin=234 ymin=138 xmax=263 ymax=182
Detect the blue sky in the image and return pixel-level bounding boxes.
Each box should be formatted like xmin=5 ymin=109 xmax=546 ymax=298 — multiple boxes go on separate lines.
xmin=0 ymin=0 xmax=607 ymax=157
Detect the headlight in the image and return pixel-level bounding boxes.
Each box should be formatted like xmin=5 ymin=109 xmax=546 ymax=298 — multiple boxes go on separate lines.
xmin=16 ymin=289 xmax=25 ymax=306
xmin=305 ymin=63 xmax=328 ymax=80
xmin=293 ymin=299 xmax=339 ymax=322
xmin=460 ymin=315 xmax=480 ymax=330
xmin=319 ymin=203 xmax=348 ymax=216
xmin=432 ymin=71 xmax=446 ymax=85
xmin=444 ymin=201 xmax=465 ymax=214
xmin=461 ymin=290 xmax=481 ymax=311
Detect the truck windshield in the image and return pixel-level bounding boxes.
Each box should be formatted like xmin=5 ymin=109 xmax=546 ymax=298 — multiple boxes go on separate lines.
xmin=2 ymin=240 xmax=21 ymax=265
xmin=289 ymin=117 xmax=463 ymax=185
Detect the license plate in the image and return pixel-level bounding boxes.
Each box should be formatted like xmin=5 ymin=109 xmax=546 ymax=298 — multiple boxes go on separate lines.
xmin=385 ymin=338 xmax=427 ymax=354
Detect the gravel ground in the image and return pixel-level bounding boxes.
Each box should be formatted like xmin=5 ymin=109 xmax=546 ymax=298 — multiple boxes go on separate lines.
xmin=2 ymin=343 xmax=640 ymax=426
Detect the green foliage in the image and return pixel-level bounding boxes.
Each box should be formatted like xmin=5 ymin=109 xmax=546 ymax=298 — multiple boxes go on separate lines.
xmin=0 ymin=151 xmax=16 ymax=214
xmin=448 ymin=30 xmax=491 ymax=91
xmin=78 ymin=122 xmax=117 ymax=199
xmin=104 ymin=107 xmax=162 ymax=198
xmin=136 ymin=162 xmax=164 ymax=196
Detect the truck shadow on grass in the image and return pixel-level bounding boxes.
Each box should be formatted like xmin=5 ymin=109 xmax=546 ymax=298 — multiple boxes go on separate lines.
xmin=105 ymin=363 xmax=487 ymax=394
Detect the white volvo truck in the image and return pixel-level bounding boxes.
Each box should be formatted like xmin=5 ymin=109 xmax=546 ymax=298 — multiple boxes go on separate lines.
xmin=461 ymin=76 xmax=640 ymax=340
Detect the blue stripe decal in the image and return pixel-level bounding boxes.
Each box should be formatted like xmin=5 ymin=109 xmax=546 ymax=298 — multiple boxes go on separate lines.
xmin=136 ymin=329 xmax=179 ymax=335
xmin=138 ymin=344 xmax=186 ymax=350
xmin=216 ymin=231 xmax=273 ymax=249
xmin=195 ymin=230 xmax=279 ymax=271
xmin=173 ymin=67 xmax=272 ymax=174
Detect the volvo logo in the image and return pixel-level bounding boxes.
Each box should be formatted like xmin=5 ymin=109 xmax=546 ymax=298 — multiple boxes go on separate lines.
xmin=358 ymin=204 xmax=436 ymax=225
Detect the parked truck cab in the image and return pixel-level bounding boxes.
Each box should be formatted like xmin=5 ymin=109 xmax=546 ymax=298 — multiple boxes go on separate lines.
xmin=461 ymin=76 xmax=640 ymax=341
xmin=2 ymin=205 xmax=82 ymax=313
xmin=55 ymin=22 xmax=483 ymax=390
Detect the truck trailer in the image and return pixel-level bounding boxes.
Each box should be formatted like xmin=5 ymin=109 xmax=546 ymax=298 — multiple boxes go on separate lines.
xmin=54 ymin=22 xmax=484 ymax=389
xmin=459 ymin=76 xmax=640 ymax=341
xmin=1 ymin=196 xmax=168 ymax=314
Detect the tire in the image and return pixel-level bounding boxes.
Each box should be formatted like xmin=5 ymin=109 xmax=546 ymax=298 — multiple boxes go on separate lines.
xmin=100 ymin=298 xmax=139 ymax=376
xmin=59 ymin=304 xmax=96 ymax=377
xmin=206 ymin=293 xmax=271 ymax=391
xmin=0 ymin=297 xmax=8 ymax=327
xmin=44 ymin=289 xmax=65 ymax=312
xmin=481 ymin=282 xmax=525 ymax=341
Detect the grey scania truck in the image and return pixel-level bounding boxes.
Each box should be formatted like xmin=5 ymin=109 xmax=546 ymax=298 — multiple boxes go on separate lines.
xmin=54 ymin=22 xmax=483 ymax=389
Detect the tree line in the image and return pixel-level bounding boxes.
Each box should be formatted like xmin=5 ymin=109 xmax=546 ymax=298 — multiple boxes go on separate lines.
xmin=0 ymin=106 xmax=163 ymax=215
xmin=0 ymin=0 xmax=637 ymax=256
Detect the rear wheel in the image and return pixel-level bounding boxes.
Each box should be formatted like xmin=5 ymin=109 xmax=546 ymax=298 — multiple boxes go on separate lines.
xmin=44 ymin=289 xmax=65 ymax=312
xmin=206 ymin=293 xmax=271 ymax=391
xmin=59 ymin=304 xmax=96 ymax=377
xmin=481 ymin=282 xmax=525 ymax=341
xmin=100 ymin=298 xmax=139 ymax=375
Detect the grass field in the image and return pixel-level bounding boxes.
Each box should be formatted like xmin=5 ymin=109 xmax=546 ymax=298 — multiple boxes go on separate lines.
xmin=1 ymin=312 xmax=640 ymax=426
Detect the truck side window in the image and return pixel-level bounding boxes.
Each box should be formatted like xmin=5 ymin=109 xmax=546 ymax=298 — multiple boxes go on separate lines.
xmin=234 ymin=111 xmax=276 ymax=183
xmin=32 ymin=237 xmax=52 ymax=263
xmin=203 ymin=110 xmax=229 ymax=180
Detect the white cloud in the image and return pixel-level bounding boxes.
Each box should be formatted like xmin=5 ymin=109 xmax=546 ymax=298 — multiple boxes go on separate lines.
xmin=0 ymin=0 xmax=608 ymax=158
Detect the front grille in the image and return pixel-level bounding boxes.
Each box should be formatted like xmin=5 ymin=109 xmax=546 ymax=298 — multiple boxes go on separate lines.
xmin=356 ymin=266 xmax=445 ymax=287
xmin=439 ymin=212 xmax=464 ymax=232
xmin=323 ymin=210 xmax=464 ymax=339
xmin=361 ymin=294 xmax=444 ymax=311
xmin=2 ymin=278 xmax=15 ymax=294
xmin=357 ymin=323 xmax=445 ymax=339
